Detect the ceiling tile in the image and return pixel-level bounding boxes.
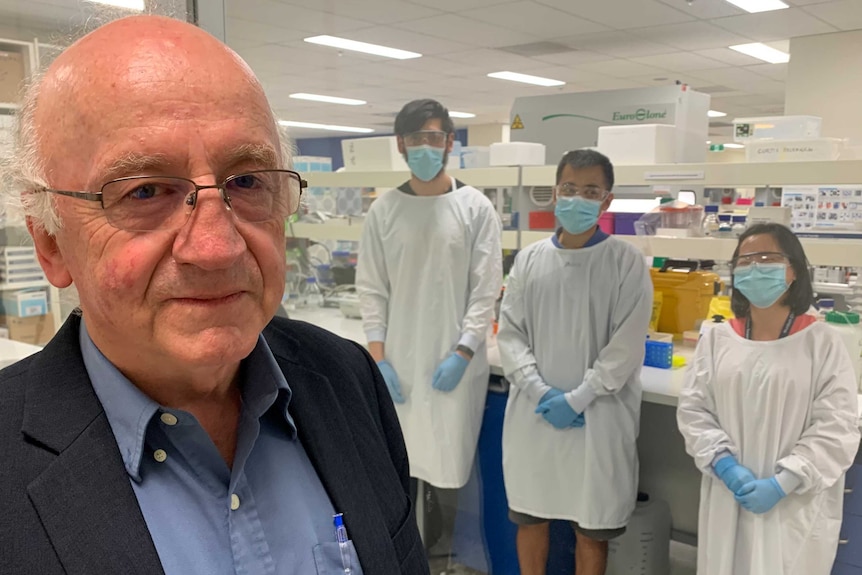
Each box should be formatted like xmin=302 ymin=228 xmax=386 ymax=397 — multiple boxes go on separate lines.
xmin=395 ymin=13 xmax=539 ymax=47
xmin=531 ymin=50 xmax=616 ymax=67
xmin=632 ymin=21 xmax=752 ymax=51
xmin=802 ymin=0 xmax=862 ymax=30
xmin=693 ymin=47 xmax=766 ymax=66
xmin=575 ymin=59 xmax=672 ymax=79
xmin=310 ymin=0 xmax=443 ymax=24
xmin=405 ymin=0 xmax=511 ymax=10
xmin=786 ymin=0 xmax=834 ymax=5
xmin=226 ymin=17 xmax=307 ymax=44
xmin=712 ymin=7 xmax=837 ymax=41
xmin=461 ymin=1 xmax=608 ymax=37
xmin=744 ymin=62 xmax=789 ymax=80
xmin=435 ymin=48 xmax=542 ymax=70
xmin=341 ymin=25 xmax=475 ymax=55
xmin=628 ymin=73 xmax=718 ymax=88
xmin=685 ymin=66 xmax=776 ymax=90
xmin=654 ymin=0 xmax=746 ymax=19
xmin=225 ymin=0 xmax=374 ymax=33
xmin=536 ymin=0 xmax=694 ymax=29
xmin=630 ymin=52 xmax=727 ymax=72
xmin=553 ymin=30 xmax=675 ymax=58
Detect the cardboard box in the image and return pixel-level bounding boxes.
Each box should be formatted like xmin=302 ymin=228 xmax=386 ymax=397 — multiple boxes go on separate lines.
xmin=1 ymin=289 xmax=48 ymax=317
xmin=0 ymin=313 xmax=54 ymax=345
xmin=341 ymin=136 xmax=409 ymax=172
xmin=598 ymin=124 xmax=676 ymax=165
xmin=745 ymin=138 xmax=844 ymax=163
xmin=0 ymin=50 xmax=25 ymax=103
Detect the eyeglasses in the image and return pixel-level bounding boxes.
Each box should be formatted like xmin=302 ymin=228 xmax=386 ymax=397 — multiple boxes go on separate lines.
xmin=731 ymin=251 xmax=789 ymax=270
xmin=554 ymin=183 xmax=608 ymax=201
xmin=402 ymin=130 xmax=448 ymax=147
xmin=39 ymin=170 xmax=307 ymax=232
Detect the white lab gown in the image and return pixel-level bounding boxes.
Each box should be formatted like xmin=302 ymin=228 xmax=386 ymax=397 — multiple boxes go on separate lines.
xmin=677 ymin=322 xmax=860 ymax=575
xmin=356 ymin=181 xmax=503 ymax=488
xmin=498 ymin=237 xmax=652 ymax=528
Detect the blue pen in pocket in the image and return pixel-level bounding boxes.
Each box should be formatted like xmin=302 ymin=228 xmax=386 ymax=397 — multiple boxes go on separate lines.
xmin=333 ymin=513 xmax=352 ymax=574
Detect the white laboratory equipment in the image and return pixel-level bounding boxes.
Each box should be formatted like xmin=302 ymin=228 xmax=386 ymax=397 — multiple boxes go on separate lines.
xmin=606 ymin=492 xmax=671 ymax=575
xmin=825 ymin=312 xmax=862 ymax=392
xmin=731 ymin=215 xmax=747 ymax=237
xmin=701 ymin=205 xmax=720 ymax=237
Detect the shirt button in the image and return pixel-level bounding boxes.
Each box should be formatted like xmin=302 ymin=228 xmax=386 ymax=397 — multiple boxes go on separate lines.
xmin=160 ymin=413 xmax=178 ymax=426
xmin=153 ymin=449 xmax=167 ymax=463
xmin=230 ymin=494 xmax=241 ymax=511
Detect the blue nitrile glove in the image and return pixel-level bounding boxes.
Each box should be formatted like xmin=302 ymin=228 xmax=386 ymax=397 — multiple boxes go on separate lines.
xmin=539 ymin=388 xmax=564 ymax=406
xmin=376 ymin=360 xmax=405 ymax=404
xmin=535 ymin=394 xmax=583 ymax=429
xmin=735 ymin=477 xmax=786 ymax=514
xmin=432 ymin=352 xmax=470 ymax=392
xmin=713 ymin=455 xmax=757 ymax=494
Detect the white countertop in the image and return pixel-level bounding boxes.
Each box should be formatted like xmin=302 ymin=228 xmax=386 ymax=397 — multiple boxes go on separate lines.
xmin=288 ymin=307 xmax=687 ymax=407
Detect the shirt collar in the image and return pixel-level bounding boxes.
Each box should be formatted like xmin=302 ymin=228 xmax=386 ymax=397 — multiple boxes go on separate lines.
xmin=552 ymin=226 xmax=609 ymax=249
xmin=80 ymin=321 xmax=296 ymax=481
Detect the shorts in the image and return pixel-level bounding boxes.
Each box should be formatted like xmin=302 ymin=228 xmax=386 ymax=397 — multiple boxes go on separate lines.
xmin=508 ymin=509 xmax=626 ymax=541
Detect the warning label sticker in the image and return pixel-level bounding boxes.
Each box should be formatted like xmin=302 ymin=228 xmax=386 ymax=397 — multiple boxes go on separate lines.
xmin=511 ymin=114 xmax=524 ymax=130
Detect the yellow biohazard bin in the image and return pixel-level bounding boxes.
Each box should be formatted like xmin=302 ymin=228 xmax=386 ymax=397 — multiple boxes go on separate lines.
xmin=649 ymin=262 xmax=721 ymax=337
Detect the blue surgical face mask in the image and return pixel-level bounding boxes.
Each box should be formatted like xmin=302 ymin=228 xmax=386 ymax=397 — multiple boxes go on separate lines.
xmin=406 ymin=145 xmax=444 ymax=182
xmin=733 ymin=263 xmax=790 ymax=309
xmin=555 ymin=196 xmax=602 ymax=235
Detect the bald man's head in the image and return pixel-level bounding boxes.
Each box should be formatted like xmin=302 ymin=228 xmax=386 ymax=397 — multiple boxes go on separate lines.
xmin=30 ymin=15 xmax=281 ymax=199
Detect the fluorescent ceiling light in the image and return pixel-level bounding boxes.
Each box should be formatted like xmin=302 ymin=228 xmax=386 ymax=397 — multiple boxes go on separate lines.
xmin=304 ymin=35 xmax=421 ymax=60
xmin=85 ymin=0 xmax=144 ymax=8
xmin=729 ymin=43 xmax=790 ymax=64
xmin=724 ymin=143 xmax=745 ymax=149
xmin=488 ymin=71 xmax=565 ymax=87
xmin=278 ymin=120 xmax=374 ymax=134
xmin=708 ymin=110 xmax=727 ymax=118
xmin=449 ymin=111 xmax=476 ymax=118
xmin=724 ymin=0 xmax=788 ymax=13
xmin=289 ymin=93 xmax=366 ymax=106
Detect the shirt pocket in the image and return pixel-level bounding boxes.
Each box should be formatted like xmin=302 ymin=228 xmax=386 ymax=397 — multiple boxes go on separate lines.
xmin=312 ymin=541 xmax=365 ymax=575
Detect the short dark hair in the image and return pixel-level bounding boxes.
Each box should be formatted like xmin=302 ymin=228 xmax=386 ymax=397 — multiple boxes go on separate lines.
xmin=730 ymin=222 xmax=815 ymax=318
xmin=394 ymin=99 xmax=454 ymax=136
xmin=556 ymin=149 xmax=615 ymax=190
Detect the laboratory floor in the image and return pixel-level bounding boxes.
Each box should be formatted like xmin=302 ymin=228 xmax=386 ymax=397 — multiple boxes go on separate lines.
xmin=423 ymin=487 xmax=698 ymax=575
xmin=427 ymin=543 xmax=697 ymax=575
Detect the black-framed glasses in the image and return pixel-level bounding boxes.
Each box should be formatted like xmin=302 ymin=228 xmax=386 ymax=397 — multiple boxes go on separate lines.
xmin=403 ymin=130 xmax=448 ymax=147
xmin=731 ymin=251 xmax=789 ymax=270
xmin=554 ymin=183 xmax=608 ymax=201
xmin=39 ymin=169 xmax=307 ymax=232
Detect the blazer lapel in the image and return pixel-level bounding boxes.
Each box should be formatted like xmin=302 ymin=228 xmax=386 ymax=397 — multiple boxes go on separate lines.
xmin=22 ymin=315 xmax=164 ymax=575
xmin=270 ymin=353 xmax=402 ymax=573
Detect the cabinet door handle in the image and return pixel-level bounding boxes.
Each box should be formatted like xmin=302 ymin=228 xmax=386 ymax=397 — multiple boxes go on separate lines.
xmin=846 ymin=489 xmax=854 ymax=494
xmin=839 ymin=539 xmax=849 ymax=545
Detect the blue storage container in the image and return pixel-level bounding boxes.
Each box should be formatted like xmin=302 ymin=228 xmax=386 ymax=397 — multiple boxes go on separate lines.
xmin=644 ymin=340 xmax=673 ymax=369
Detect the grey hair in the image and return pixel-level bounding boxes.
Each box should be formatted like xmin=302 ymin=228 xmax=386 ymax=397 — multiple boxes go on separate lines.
xmin=0 ymin=70 xmax=59 ymax=235
xmin=0 ymin=19 xmax=295 ymax=237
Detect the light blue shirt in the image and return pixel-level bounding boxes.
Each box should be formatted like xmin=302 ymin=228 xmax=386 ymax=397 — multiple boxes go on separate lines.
xmin=81 ymin=321 xmax=360 ymax=575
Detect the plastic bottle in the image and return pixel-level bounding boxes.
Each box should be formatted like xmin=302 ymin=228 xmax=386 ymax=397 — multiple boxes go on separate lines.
xmin=606 ymin=492 xmax=671 ymax=575
xmin=825 ymin=311 xmax=862 ymax=392
xmin=304 ymin=277 xmax=323 ymax=308
xmin=716 ymin=214 xmax=733 ymax=238
xmin=731 ymin=215 xmax=747 ymax=237
xmin=702 ymin=205 xmax=720 ymax=237
xmin=817 ymin=298 xmax=836 ymax=321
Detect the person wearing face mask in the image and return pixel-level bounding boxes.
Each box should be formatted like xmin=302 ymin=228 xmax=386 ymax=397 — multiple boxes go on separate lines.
xmin=677 ymin=223 xmax=859 ymax=575
xmin=356 ymin=99 xmax=503 ymax=492
xmin=497 ymin=149 xmax=652 ymax=575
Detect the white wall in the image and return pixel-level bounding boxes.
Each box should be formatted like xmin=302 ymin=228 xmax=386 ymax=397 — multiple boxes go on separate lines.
xmin=786 ymin=30 xmax=862 ymax=142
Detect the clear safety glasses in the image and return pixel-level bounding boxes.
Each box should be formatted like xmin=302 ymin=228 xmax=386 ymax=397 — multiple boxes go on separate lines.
xmin=731 ymin=251 xmax=789 ymax=270
xmin=553 ymin=184 xmax=609 ymax=201
xmin=402 ymin=130 xmax=449 ymax=147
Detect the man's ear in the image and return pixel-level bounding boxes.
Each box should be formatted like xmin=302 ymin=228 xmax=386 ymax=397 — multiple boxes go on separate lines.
xmin=601 ymin=193 xmax=614 ymax=212
xmin=396 ymin=136 xmax=406 ymax=155
xmin=27 ymin=217 xmax=73 ymax=288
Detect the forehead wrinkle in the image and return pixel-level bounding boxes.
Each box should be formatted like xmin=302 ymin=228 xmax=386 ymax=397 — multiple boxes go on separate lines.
xmin=219 ymin=144 xmax=280 ymax=172
xmin=98 ymin=152 xmax=171 ymax=184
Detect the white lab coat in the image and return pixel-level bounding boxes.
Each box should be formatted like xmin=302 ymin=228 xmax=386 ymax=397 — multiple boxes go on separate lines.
xmin=356 ymin=181 xmax=503 ymax=489
xmin=498 ymin=236 xmax=652 ymax=528
xmin=677 ymin=322 xmax=860 ymax=575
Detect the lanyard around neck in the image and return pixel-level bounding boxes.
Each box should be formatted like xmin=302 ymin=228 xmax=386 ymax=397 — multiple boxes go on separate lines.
xmin=745 ymin=312 xmax=796 ymax=341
